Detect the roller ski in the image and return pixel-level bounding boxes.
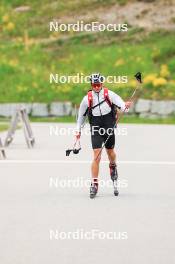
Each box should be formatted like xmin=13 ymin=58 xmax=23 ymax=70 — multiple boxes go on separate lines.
xmin=90 ymin=179 xmax=98 ymax=199
xmin=109 ymin=163 xmax=119 ymax=196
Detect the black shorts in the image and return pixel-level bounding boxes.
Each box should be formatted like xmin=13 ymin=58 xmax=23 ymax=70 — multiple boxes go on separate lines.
xmin=90 ymin=112 xmax=116 ymax=149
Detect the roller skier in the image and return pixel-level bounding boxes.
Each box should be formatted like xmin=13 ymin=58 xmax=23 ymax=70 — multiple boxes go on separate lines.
xmin=75 ymin=73 xmax=132 ymax=198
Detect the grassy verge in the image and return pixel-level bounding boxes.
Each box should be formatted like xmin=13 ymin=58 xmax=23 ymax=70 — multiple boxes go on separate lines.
xmin=0 ymin=1 xmax=175 ymax=104
xmin=0 ymin=31 xmax=175 ymax=103
xmin=0 ymin=124 xmax=9 ymax=132
xmin=0 ymin=0 xmax=129 ymax=39
xmin=30 ymin=116 xmax=75 ymax=123
xmin=119 ymin=115 xmax=175 ymax=124
xmin=29 ymin=115 xmax=175 ymax=124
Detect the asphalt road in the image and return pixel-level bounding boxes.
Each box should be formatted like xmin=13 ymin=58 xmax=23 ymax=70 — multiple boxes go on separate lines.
xmin=0 ymin=123 xmax=175 ymax=264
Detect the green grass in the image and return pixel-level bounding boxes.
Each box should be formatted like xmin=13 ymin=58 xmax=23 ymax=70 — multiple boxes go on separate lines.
xmin=120 ymin=115 xmax=175 ymax=124
xmin=0 ymin=31 xmax=175 ymax=104
xmin=0 ymin=0 xmax=129 ymax=38
xmin=0 ymin=124 xmax=9 ymax=132
xmin=30 ymin=116 xmax=76 ymax=123
xmin=29 ymin=115 xmax=175 ymax=125
xmin=0 ymin=1 xmax=175 ymax=104
xmin=1 ymin=115 xmax=175 ymax=125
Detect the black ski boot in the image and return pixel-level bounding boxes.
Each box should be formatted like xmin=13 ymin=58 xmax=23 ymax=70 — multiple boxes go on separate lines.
xmin=90 ymin=182 xmax=98 ymax=199
xmin=109 ymin=163 xmax=119 ymax=196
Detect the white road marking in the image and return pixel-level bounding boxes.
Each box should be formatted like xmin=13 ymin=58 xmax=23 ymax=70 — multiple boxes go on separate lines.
xmin=0 ymin=160 xmax=175 ymax=165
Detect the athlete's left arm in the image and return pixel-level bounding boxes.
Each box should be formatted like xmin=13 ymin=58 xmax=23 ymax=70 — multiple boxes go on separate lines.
xmin=109 ymin=90 xmax=132 ymax=111
xmin=109 ymin=90 xmax=126 ymax=111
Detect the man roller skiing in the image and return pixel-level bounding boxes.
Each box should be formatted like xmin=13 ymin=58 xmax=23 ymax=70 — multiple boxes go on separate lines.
xmin=76 ymin=73 xmax=132 ymax=199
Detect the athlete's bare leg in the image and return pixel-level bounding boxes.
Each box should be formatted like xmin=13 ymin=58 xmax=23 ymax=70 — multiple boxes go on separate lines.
xmin=105 ymin=148 xmax=116 ymax=164
xmin=91 ymin=148 xmax=102 ymax=182
xmin=106 ymin=148 xmax=119 ymax=196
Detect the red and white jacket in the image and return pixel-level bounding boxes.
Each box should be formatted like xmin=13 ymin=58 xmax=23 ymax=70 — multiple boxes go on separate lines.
xmin=76 ymin=88 xmax=126 ymax=132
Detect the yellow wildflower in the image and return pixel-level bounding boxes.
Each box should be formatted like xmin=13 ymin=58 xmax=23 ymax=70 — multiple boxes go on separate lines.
xmin=9 ymin=59 xmax=18 ymax=67
xmin=6 ymin=22 xmax=15 ymax=31
xmin=153 ymin=78 xmax=167 ymax=87
xmin=129 ymin=80 xmax=136 ymax=88
xmin=2 ymin=15 xmax=9 ymax=23
xmin=144 ymin=74 xmax=157 ymax=84
xmin=160 ymin=64 xmax=170 ymax=78
xmin=115 ymin=58 xmax=125 ymax=67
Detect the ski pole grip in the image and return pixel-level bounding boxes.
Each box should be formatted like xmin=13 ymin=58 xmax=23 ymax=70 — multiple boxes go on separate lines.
xmin=134 ymin=72 xmax=142 ymax=83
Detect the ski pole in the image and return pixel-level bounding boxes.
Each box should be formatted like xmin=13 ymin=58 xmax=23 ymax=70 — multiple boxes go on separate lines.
xmin=66 ymin=137 xmax=81 ymax=156
xmin=116 ymin=72 xmax=142 ymax=123
xmin=66 ymin=104 xmax=82 ymax=156
xmin=95 ymin=72 xmax=142 ymax=161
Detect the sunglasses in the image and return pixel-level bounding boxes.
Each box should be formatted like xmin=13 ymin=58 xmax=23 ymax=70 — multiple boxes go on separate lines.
xmin=91 ymin=83 xmax=102 ymax=88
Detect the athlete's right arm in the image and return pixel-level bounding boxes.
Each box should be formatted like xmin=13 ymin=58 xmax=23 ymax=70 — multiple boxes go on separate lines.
xmin=76 ymin=95 xmax=88 ymax=132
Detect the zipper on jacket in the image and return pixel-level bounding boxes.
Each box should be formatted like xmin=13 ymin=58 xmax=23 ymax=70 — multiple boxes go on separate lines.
xmin=97 ymin=92 xmax=102 ymax=116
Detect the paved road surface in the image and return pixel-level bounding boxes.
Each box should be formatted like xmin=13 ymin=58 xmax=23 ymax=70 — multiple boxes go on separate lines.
xmin=0 ymin=123 xmax=175 ymax=264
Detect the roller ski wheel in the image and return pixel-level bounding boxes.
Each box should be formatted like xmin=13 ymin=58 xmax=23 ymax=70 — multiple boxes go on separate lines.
xmin=109 ymin=163 xmax=119 ymax=197
xmin=113 ymin=180 xmax=119 ymax=196
xmin=90 ymin=184 xmax=98 ymax=199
